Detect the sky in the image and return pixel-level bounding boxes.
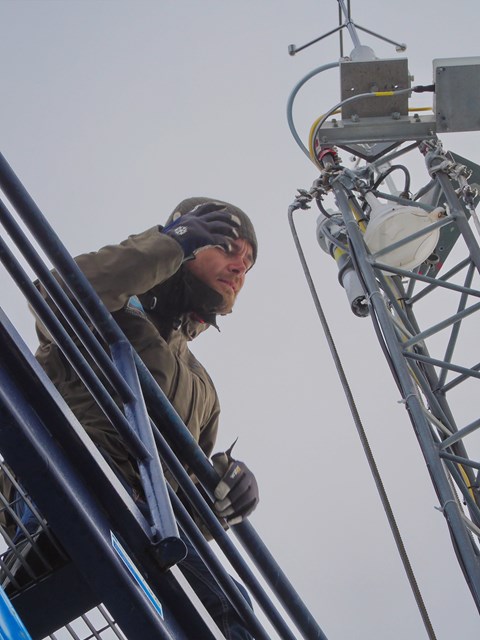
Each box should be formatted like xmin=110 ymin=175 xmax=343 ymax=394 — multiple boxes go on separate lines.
xmin=1 ymin=0 xmax=480 ymax=638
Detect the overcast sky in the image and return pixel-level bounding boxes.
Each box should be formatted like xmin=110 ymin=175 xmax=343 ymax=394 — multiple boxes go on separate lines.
xmin=2 ymin=1 xmax=480 ymax=638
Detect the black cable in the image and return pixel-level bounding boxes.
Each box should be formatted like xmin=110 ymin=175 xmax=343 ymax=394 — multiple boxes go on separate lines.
xmin=372 ymin=164 xmax=411 ymax=196
xmin=288 ymin=202 xmax=437 ymax=640
xmin=413 ymin=84 xmax=435 ymax=93
xmin=315 ymin=195 xmax=334 ymax=218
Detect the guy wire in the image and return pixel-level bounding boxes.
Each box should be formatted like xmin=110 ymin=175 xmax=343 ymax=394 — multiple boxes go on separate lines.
xmin=288 ymin=204 xmax=437 ymax=640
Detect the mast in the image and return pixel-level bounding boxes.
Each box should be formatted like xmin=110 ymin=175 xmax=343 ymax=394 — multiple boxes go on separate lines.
xmin=287 ymin=0 xmax=480 ymax=617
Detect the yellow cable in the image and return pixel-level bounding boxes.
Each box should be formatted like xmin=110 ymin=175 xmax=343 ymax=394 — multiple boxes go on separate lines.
xmin=408 ymin=106 xmax=432 ymax=112
xmin=347 ymin=199 xmax=367 ymax=233
xmin=459 ymin=464 xmax=477 ymax=502
xmin=308 ymin=111 xmax=342 ymax=167
xmin=308 ymin=115 xmax=323 ymax=165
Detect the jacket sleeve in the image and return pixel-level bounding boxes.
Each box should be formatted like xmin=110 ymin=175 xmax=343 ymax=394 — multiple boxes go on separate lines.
xmin=198 ymin=399 xmax=220 ymax=459
xmin=75 ymin=226 xmax=184 ymax=312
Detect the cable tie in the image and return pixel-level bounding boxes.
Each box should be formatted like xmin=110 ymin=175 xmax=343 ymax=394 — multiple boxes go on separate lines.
xmin=434 ymin=499 xmax=457 ymax=513
xmin=397 ymin=393 xmax=417 ymax=406
xmin=366 ymin=291 xmax=382 ymax=302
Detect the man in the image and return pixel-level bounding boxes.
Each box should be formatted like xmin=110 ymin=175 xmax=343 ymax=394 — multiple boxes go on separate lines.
xmin=32 ymin=196 xmax=259 ymax=638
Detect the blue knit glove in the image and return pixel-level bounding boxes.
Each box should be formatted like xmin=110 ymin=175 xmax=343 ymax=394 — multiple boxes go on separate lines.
xmin=162 ymin=203 xmax=240 ymax=259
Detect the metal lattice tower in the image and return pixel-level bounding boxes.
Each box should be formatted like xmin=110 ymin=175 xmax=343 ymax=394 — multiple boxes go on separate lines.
xmin=287 ymin=0 xmax=480 ymax=619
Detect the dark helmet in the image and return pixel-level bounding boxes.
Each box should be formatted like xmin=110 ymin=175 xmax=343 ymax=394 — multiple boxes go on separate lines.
xmin=167 ymin=197 xmax=258 ymax=264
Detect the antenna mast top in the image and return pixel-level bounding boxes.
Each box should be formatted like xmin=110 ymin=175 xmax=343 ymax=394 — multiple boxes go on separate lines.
xmin=288 ymin=0 xmax=406 ymax=60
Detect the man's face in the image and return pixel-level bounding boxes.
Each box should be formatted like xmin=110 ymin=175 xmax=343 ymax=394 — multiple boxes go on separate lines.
xmin=184 ymin=239 xmax=254 ymax=314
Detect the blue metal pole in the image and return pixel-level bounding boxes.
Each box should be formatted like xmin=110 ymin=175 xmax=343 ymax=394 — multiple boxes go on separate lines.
xmin=110 ymin=340 xmax=186 ymax=567
xmin=170 ymin=490 xmax=273 ymax=640
xmin=0 ymin=588 xmax=32 ymax=640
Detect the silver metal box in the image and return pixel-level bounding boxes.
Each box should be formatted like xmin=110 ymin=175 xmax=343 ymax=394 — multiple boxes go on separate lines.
xmin=340 ymin=58 xmax=409 ymax=119
xmin=434 ymin=57 xmax=480 ymax=133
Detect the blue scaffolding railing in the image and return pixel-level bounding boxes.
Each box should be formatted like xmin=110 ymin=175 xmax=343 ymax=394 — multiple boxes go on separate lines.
xmin=0 ymin=153 xmax=328 ymax=640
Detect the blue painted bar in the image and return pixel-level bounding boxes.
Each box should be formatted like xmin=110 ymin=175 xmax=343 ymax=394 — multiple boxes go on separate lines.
xmin=0 ymin=588 xmax=32 ymax=640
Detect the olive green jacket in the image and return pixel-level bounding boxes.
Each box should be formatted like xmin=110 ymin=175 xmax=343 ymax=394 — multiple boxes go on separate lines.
xmin=34 ymin=227 xmax=221 ymax=491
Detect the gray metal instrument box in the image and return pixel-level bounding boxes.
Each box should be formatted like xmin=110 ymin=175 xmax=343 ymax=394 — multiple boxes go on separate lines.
xmin=434 ymin=57 xmax=480 ymax=132
xmin=340 ymin=58 xmax=410 ymax=118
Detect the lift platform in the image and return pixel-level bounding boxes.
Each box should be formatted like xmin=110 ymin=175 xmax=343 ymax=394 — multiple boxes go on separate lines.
xmin=0 ymin=153 xmax=326 ymax=640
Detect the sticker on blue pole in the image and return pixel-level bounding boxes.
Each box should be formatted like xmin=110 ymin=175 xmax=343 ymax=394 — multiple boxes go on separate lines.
xmin=111 ymin=531 xmax=164 ymax=620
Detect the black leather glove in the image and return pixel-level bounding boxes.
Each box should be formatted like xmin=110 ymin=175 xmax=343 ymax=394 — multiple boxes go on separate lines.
xmin=211 ymin=442 xmax=259 ymax=525
xmin=162 ymin=203 xmax=240 ymax=259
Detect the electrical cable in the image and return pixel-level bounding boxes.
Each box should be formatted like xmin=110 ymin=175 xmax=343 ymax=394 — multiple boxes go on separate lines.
xmin=408 ymin=106 xmax=432 ymax=112
xmin=320 ymin=222 xmax=350 ymax=254
xmin=288 ymin=202 xmax=438 ymax=640
xmin=286 ymin=62 xmax=339 ymax=158
xmin=308 ymin=85 xmax=435 ymax=168
xmin=308 ymin=87 xmax=413 ymax=166
xmin=315 ymin=195 xmax=334 ymax=219
xmin=372 ymin=164 xmax=411 ymax=195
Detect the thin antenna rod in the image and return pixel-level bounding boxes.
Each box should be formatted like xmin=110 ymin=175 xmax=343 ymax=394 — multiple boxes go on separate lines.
xmin=337 ymin=0 xmax=362 ymax=49
xmin=288 ymin=0 xmax=406 ymax=57
xmin=338 ymin=3 xmax=344 ymax=58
